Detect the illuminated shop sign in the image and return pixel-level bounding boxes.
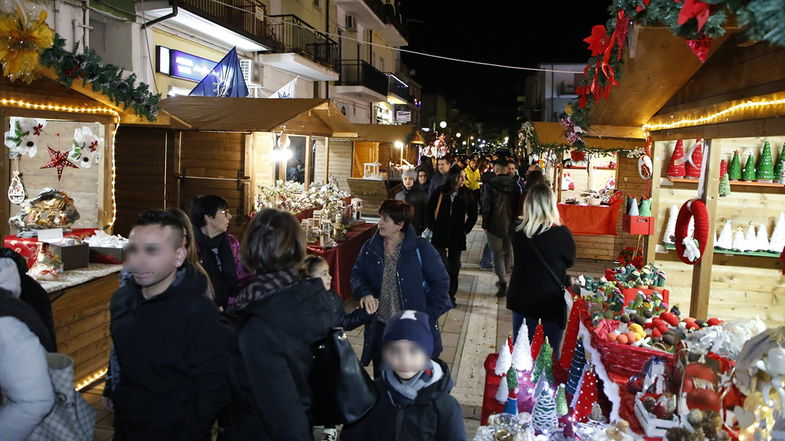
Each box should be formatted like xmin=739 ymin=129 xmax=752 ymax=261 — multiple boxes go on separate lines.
xmin=156 ymin=46 xmax=217 ymax=82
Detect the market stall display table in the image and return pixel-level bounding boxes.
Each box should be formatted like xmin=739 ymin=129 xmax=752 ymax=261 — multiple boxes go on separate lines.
xmin=307 ymin=222 xmax=377 ymax=299
xmin=4 ymin=228 xmax=97 ymax=268
xmin=557 ymin=201 xmax=622 ymax=236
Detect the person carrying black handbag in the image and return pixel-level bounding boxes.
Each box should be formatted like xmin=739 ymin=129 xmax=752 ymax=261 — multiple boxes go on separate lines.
xmin=507 ymin=184 xmax=576 ymax=354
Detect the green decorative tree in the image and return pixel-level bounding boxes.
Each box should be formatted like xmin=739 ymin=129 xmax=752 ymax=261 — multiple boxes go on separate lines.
xmin=773 ymin=143 xmax=785 ymax=178
xmin=506 ymin=365 xmax=518 ymax=392
xmin=531 ymin=338 xmax=555 ymax=386
xmin=719 ymin=173 xmax=731 ymax=196
xmin=756 ymin=141 xmax=776 ymax=182
xmin=742 ymin=153 xmax=757 ymax=181
xmin=556 ymin=384 xmax=569 ymax=416
xmin=533 ymin=382 xmax=558 ymax=435
xmin=728 ymin=150 xmax=742 ymax=180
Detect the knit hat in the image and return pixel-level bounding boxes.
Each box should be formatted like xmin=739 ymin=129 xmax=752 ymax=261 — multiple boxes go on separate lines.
xmin=0 ymin=257 xmax=21 ymax=298
xmin=382 ymin=310 xmax=433 ymax=357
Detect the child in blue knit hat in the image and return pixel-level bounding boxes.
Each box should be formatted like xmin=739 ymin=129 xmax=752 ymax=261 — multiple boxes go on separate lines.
xmin=340 ymin=310 xmax=466 ymax=441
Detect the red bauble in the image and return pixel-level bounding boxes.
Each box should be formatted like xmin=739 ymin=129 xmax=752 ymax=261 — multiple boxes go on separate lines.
xmin=667 ymin=140 xmax=687 ymax=178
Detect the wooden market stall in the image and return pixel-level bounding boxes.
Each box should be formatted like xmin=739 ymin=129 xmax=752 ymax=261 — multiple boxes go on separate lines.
xmin=584 ymin=27 xmax=785 ymax=327
xmin=1 ymin=71 xmax=131 ymax=388
xmin=531 ymin=121 xmax=647 ymax=262
xmin=343 ymin=123 xmax=416 ymax=217
xmin=114 ymin=97 xmax=358 ymax=237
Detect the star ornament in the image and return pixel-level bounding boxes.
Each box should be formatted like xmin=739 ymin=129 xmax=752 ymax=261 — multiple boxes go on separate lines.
xmin=40 ymin=146 xmax=78 ymax=181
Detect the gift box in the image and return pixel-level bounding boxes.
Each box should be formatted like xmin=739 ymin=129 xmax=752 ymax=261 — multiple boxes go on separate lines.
xmin=46 ymin=242 xmax=89 ymax=270
xmin=89 ymin=246 xmax=124 ymax=264
xmin=623 ymin=215 xmax=655 ymax=235
xmin=4 ymin=228 xmax=96 ymax=269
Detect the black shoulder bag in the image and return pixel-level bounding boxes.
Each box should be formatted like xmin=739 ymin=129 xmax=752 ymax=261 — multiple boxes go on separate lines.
xmin=309 ymin=327 xmax=378 ymax=426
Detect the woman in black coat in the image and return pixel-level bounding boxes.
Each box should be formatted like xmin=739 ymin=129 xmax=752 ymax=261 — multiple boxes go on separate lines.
xmin=426 ymin=165 xmax=478 ymax=305
xmin=507 ymin=184 xmax=575 ymax=355
xmin=227 ymin=209 xmax=343 ymax=441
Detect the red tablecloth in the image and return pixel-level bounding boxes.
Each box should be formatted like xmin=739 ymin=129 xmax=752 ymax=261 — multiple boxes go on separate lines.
xmin=557 ymin=201 xmax=621 ymax=236
xmin=4 ymin=228 xmax=97 ymax=268
xmin=307 ymin=222 xmax=377 ymax=299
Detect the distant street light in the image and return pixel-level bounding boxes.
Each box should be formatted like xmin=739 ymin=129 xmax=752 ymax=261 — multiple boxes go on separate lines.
xmin=439 ymin=121 xmax=447 ymax=129
xmin=456 ymin=132 xmax=462 ymax=138
xmin=394 ymin=141 xmax=404 ymax=149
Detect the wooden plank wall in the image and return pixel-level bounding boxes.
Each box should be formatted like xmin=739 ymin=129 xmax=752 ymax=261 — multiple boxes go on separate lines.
xmin=650 ymin=137 xmax=785 ymax=327
xmin=352 ymin=142 xmax=377 ymax=177
xmin=51 ymin=273 xmax=119 ymax=385
xmin=313 ymin=137 xmax=327 ymax=185
xmin=114 ymin=126 xmax=174 ymax=236
xmin=615 ymin=155 xmax=651 ymax=254
xmin=327 ymin=140 xmax=353 ymax=192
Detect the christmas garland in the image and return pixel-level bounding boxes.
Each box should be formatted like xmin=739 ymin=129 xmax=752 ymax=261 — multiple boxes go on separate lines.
xmin=517 ymin=122 xmax=646 ymax=158
xmin=563 ymin=0 xmax=785 ymax=146
xmin=40 ymin=36 xmax=161 ymax=121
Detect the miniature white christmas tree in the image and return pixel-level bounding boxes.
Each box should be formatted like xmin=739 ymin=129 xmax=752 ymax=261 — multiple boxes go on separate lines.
xmin=512 ymin=322 xmax=534 ymax=372
xmin=716 ymin=220 xmax=733 ymax=249
xmin=756 ymin=224 xmax=770 ymax=252
xmin=628 ymin=198 xmax=639 ymax=216
xmin=733 ymin=228 xmax=749 ymax=252
xmin=769 ymin=213 xmax=785 ymax=253
xmin=495 ymin=338 xmax=513 ymax=376
xmin=663 ymin=205 xmax=678 ymax=244
xmin=495 ymin=373 xmax=509 ymax=404
xmin=745 ymin=224 xmax=759 ymax=251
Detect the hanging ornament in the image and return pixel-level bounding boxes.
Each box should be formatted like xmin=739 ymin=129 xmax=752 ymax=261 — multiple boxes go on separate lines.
xmin=685 ymin=36 xmax=712 ymax=63
xmin=637 ymin=154 xmax=653 ymax=180
xmin=40 ymin=146 xmax=78 ymax=180
xmin=69 ymin=126 xmax=103 ymax=168
xmin=0 ymin=2 xmax=55 ymax=83
xmin=4 ymin=117 xmax=46 ymax=158
xmin=7 ymin=170 xmax=25 ymax=204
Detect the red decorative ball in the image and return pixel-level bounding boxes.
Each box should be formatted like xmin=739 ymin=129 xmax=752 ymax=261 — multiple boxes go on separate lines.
xmin=571 ymin=150 xmax=586 ymax=162
xmin=674 ymin=199 xmax=709 ymax=265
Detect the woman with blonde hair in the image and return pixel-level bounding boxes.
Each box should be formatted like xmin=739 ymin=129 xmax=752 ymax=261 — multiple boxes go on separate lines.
xmin=507 ymin=183 xmax=575 ymax=354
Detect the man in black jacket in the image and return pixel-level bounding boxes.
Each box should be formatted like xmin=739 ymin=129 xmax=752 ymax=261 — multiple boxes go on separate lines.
xmin=107 ymin=210 xmax=233 ymax=441
xmin=482 ymin=160 xmax=521 ymax=297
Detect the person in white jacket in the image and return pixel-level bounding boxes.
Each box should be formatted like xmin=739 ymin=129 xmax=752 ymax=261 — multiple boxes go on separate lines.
xmin=0 ymin=257 xmax=54 ymax=441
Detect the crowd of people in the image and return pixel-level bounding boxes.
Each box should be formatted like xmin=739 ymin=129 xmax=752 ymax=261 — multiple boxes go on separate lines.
xmin=0 ymin=151 xmax=576 ymax=441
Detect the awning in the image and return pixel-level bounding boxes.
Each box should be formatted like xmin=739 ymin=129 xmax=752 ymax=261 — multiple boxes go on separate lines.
xmin=351 ymin=123 xmax=414 ymax=143
xmin=159 ymin=97 xmax=358 ymax=137
xmin=533 ymin=121 xmax=644 ymax=150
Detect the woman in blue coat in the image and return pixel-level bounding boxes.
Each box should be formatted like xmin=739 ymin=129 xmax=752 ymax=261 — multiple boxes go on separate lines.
xmin=351 ymin=200 xmax=452 ymax=377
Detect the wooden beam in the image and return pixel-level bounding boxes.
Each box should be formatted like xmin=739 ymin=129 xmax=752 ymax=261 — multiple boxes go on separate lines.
xmin=690 ymin=140 xmax=722 ymax=319
xmin=587 ymin=125 xmax=646 ymax=139
xmin=646 ymin=141 xmax=666 ymax=264
xmin=304 ymin=136 xmax=312 ymax=190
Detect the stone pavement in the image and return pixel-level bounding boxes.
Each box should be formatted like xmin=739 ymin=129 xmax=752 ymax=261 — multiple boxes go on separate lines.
xmin=81 ymin=225 xmax=608 ymax=440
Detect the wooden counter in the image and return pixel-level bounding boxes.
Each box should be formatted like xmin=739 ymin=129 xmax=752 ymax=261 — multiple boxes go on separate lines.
xmin=40 ymin=264 xmax=122 ymax=387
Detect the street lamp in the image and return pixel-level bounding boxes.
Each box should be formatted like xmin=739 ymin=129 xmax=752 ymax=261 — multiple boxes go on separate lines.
xmin=394 ymin=141 xmax=404 ymax=149
xmin=439 ymin=121 xmax=447 ymax=129
xmin=456 ymin=132 xmax=462 ymax=138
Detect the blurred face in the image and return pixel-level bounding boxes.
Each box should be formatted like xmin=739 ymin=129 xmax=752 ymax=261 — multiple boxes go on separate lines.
xmin=378 ymin=213 xmax=404 ymax=238
xmin=312 ymin=261 xmax=331 ymax=291
xmin=383 ymin=340 xmax=429 ymax=380
xmin=417 ymin=171 xmax=428 ymax=185
xmin=454 ymin=171 xmax=466 ymax=190
xmin=437 ymin=159 xmax=450 ymax=174
xmin=205 ymin=207 xmax=232 ymax=236
xmin=126 ymin=225 xmax=186 ymax=297
xmin=469 ymin=159 xmax=477 ymax=169
xmin=508 ymin=163 xmax=517 ymax=175
xmin=403 ymin=175 xmax=415 ymax=190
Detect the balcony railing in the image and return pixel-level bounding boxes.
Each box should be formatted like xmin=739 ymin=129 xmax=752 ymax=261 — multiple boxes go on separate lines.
xmin=178 ymin=0 xmax=275 ymax=47
xmin=266 ymin=15 xmax=339 ymax=69
xmin=361 ymin=0 xmax=408 ymax=39
xmin=387 ymin=74 xmax=410 ymax=101
xmin=336 ymin=60 xmax=388 ymax=96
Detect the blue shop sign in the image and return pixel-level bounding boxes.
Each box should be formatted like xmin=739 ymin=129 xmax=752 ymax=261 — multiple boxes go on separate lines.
xmin=156 ymin=46 xmax=217 ymax=82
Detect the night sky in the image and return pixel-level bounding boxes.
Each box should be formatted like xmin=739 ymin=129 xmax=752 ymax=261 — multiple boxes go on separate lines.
xmin=400 ymin=1 xmax=610 ymax=134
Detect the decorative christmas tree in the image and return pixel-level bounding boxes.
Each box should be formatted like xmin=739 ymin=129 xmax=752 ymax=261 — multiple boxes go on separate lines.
xmin=503 ymin=365 xmax=519 ymax=414
xmin=530 ymin=321 xmax=545 ymax=359
xmin=742 ymin=154 xmax=757 ymax=181
xmin=566 ymin=340 xmax=587 ymax=396
xmin=685 ymin=139 xmax=704 ymax=179
xmin=533 ymin=382 xmax=559 ymax=435
xmin=733 ymin=227 xmax=749 ymax=252
xmin=667 ymin=140 xmax=687 ymax=178
xmin=716 ymin=220 xmax=733 ymax=250
xmin=512 ymin=322 xmax=533 ymax=372
xmin=572 ymin=365 xmax=599 ymax=423
xmin=556 ymin=384 xmax=569 ymax=417
xmin=531 ymin=338 xmax=555 ymax=386
xmin=495 ymin=337 xmax=513 ymax=376
xmin=639 ymin=198 xmax=652 ymax=217
xmin=756 ymin=224 xmax=770 ymax=252
xmin=495 ymin=371 xmax=509 ymax=404
xmin=728 ymin=151 xmax=742 ymax=180
xmin=756 ymin=141 xmax=776 ymax=182
xmin=745 ymin=224 xmax=759 ymax=251
xmin=775 ymin=143 xmax=785 ymax=176
xmin=719 ymin=158 xmax=731 ymax=197
xmin=628 ymin=197 xmax=639 ymax=216
xmin=559 ymin=301 xmax=581 ymax=371
xmin=663 ymin=205 xmax=679 ymax=244
xmin=769 ymin=213 xmax=785 ymax=253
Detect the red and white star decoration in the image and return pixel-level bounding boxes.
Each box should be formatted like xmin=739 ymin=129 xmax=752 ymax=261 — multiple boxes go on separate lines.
xmin=40 ymin=146 xmax=78 ymax=181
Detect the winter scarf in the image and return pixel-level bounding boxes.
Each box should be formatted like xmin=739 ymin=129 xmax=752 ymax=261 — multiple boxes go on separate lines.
xmin=195 ymin=229 xmax=238 ymax=309
xmin=382 ymin=359 xmax=443 ymax=404
xmin=227 ymin=268 xmax=300 ymax=312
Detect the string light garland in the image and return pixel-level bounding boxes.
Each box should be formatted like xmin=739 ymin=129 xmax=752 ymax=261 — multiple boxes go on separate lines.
xmin=1 ymin=97 xmax=120 ymax=230
xmin=74 ymin=367 xmax=108 ymax=391
xmin=642 ymin=96 xmax=785 ymax=132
